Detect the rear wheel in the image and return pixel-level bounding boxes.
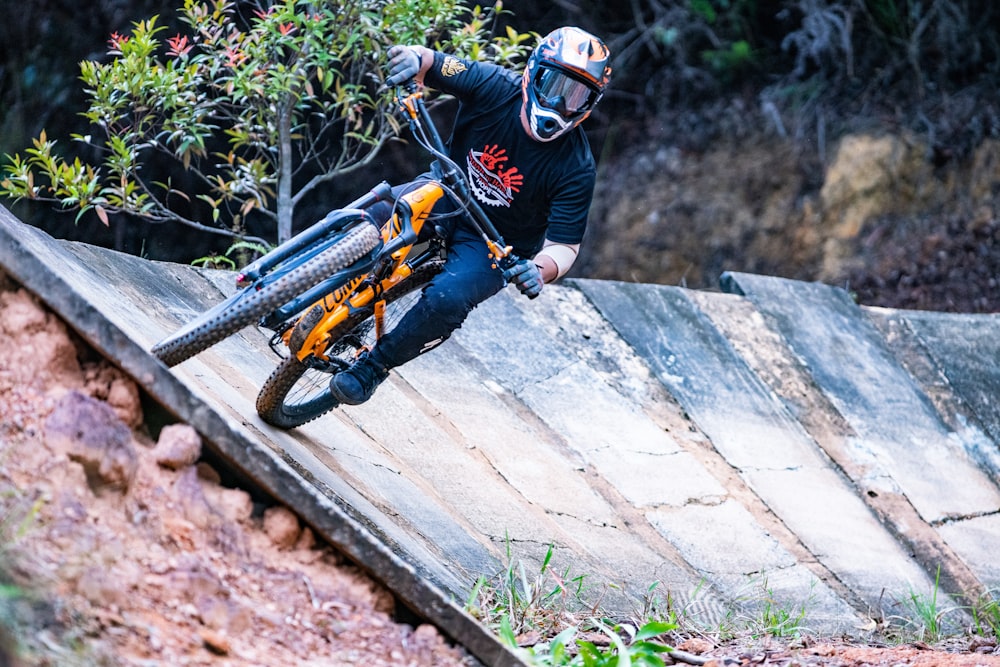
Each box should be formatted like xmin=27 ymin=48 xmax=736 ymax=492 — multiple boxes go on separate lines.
xmin=151 ymin=222 xmax=380 ymax=367
xmin=255 ymin=261 xmax=442 ymax=428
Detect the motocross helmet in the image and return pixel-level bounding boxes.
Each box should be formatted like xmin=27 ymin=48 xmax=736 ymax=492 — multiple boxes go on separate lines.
xmin=521 ymin=27 xmax=611 ymax=142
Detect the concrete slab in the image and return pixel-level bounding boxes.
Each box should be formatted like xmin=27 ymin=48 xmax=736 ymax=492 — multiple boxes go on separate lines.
xmin=721 ymin=272 xmax=1000 ymax=523
xmin=741 ymin=467 xmax=932 ymax=600
xmin=572 ymin=281 xmax=824 ymax=471
xmin=866 ymin=307 xmax=1000 ymax=474
xmin=901 ymin=310 xmax=1000 ymax=435
xmin=5 ymin=204 xmax=1000 ymax=658
xmin=862 ymin=307 xmax=1000 ymax=590
xmin=685 ymin=291 xmax=943 ymax=602
xmin=646 ymin=500 xmax=858 ymax=632
xmin=519 ymin=361 xmax=726 ymax=508
xmin=937 ymin=514 xmax=1000 ymax=585
xmin=574 ymin=280 xmax=940 ymax=613
xmin=400 ymin=293 xmax=728 ymax=610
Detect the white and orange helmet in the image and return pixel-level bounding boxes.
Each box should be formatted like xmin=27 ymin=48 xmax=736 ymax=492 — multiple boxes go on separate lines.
xmin=521 ymin=27 xmax=612 ymax=142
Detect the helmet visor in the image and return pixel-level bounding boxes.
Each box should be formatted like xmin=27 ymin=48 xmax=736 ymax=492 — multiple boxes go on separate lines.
xmin=532 ymin=65 xmax=600 ymax=118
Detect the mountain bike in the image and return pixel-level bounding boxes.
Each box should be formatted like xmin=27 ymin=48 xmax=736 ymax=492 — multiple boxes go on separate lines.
xmin=150 ymin=80 xmax=520 ymax=428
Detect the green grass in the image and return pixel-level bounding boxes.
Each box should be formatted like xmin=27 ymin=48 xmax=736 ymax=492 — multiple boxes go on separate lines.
xmin=750 ymin=576 xmax=810 ymax=639
xmin=972 ymin=591 xmax=1000 ymax=641
xmin=464 ymin=538 xmax=686 ymax=665
xmin=877 ymin=566 xmax=968 ymax=643
xmin=465 ymin=539 xmax=596 ymax=641
xmin=902 ymin=567 xmax=947 ymax=642
xmin=466 ymin=546 xmax=1000 ymax=666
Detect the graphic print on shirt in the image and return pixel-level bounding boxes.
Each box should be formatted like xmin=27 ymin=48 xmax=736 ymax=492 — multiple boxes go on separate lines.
xmin=440 ymin=56 xmax=467 ymax=77
xmin=467 ymin=144 xmax=523 ymax=208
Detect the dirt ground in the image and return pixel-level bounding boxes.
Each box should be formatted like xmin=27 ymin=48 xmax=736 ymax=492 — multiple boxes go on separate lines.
xmin=0 ymin=275 xmax=472 ymax=666
xmin=1 ymin=276 xmax=999 ymax=667
xmin=697 ymin=637 xmax=1000 ymax=666
xmin=583 ymin=125 xmax=1000 ymax=316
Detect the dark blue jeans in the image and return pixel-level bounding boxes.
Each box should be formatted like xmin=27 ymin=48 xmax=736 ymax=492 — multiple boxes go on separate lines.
xmin=368 ymin=189 xmax=507 ymax=369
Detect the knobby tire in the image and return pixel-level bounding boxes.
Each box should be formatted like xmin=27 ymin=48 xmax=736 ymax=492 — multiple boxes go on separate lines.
xmin=255 ymin=261 xmax=442 ymax=428
xmin=151 ymin=223 xmax=381 ymax=368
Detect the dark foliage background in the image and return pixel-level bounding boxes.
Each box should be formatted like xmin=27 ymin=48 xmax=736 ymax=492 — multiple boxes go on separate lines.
xmin=2 ymin=1 xmax=999 ymax=310
xmin=0 ymin=0 xmax=182 ymax=257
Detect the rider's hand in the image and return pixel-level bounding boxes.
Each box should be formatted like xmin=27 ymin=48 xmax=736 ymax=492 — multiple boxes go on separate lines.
xmin=503 ymin=259 xmax=544 ymax=299
xmin=386 ymin=46 xmax=421 ymax=87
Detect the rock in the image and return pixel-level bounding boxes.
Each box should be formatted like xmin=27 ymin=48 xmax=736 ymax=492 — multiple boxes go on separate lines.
xmin=413 ymin=623 xmax=443 ymax=647
xmin=82 ymin=361 xmax=143 ymax=428
xmin=199 ymin=628 xmax=231 ymax=655
xmin=262 ymin=505 xmax=301 ymax=549
xmin=585 ymin=123 xmax=1000 ymax=312
xmin=174 ymin=465 xmax=217 ymax=529
xmin=154 ymin=424 xmax=202 ymax=470
xmin=162 ymin=515 xmax=198 ymax=550
xmin=679 ymin=637 xmax=715 ymax=654
xmin=0 ymin=288 xmax=83 ymax=390
xmin=0 ymin=286 xmax=47 ymax=333
xmin=203 ymin=485 xmax=254 ymax=524
xmin=817 ymin=133 xmax=935 ymax=279
xmin=45 ymin=390 xmax=137 ymax=493
xmin=106 ymin=375 xmax=143 ymax=428
xmin=295 ymin=526 xmax=316 ymax=551
xmin=196 ymin=595 xmax=246 ymax=632
xmin=77 ymin=565 xmax=128 ymax=608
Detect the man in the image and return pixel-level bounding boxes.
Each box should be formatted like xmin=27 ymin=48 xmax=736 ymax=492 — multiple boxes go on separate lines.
xmin=329 ymin=26 xmax=612 ymax=405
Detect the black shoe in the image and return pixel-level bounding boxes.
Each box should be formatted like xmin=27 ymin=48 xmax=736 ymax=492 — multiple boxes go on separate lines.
xmin=329 ymin=351 xmax=390 ymax=405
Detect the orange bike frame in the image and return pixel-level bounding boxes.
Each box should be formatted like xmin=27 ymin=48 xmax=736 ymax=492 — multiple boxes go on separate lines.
xmin=288 ymin=181 xmax=447 ymax=362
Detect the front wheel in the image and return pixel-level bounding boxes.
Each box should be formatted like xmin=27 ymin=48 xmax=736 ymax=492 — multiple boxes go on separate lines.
xmin=152 ymin=222 xmax=381 ymax=367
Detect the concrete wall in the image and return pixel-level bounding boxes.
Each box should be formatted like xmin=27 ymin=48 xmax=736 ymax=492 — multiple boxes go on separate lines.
xmin=3 ymin=206 xmax=998 ymax=664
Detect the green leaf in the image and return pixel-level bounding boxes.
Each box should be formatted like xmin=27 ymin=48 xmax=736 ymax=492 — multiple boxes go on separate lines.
xmin=634 ymin=621 xmax=675 ymax=642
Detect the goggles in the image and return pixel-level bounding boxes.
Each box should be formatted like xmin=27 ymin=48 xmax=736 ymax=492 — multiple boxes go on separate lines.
xmin=531 ymin=65 xmax=601 ymax=118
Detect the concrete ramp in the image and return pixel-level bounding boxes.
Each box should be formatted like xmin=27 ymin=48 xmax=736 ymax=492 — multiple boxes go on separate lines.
xmin=2 ymin=205 xmax=998 ymax=665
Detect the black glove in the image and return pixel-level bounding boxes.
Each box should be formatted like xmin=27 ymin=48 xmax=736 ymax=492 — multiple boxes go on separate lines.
xmin=386 ymin=46 xmax=421 ymax=87
xmin=503 ymin=258 xmax=544 ymax=299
